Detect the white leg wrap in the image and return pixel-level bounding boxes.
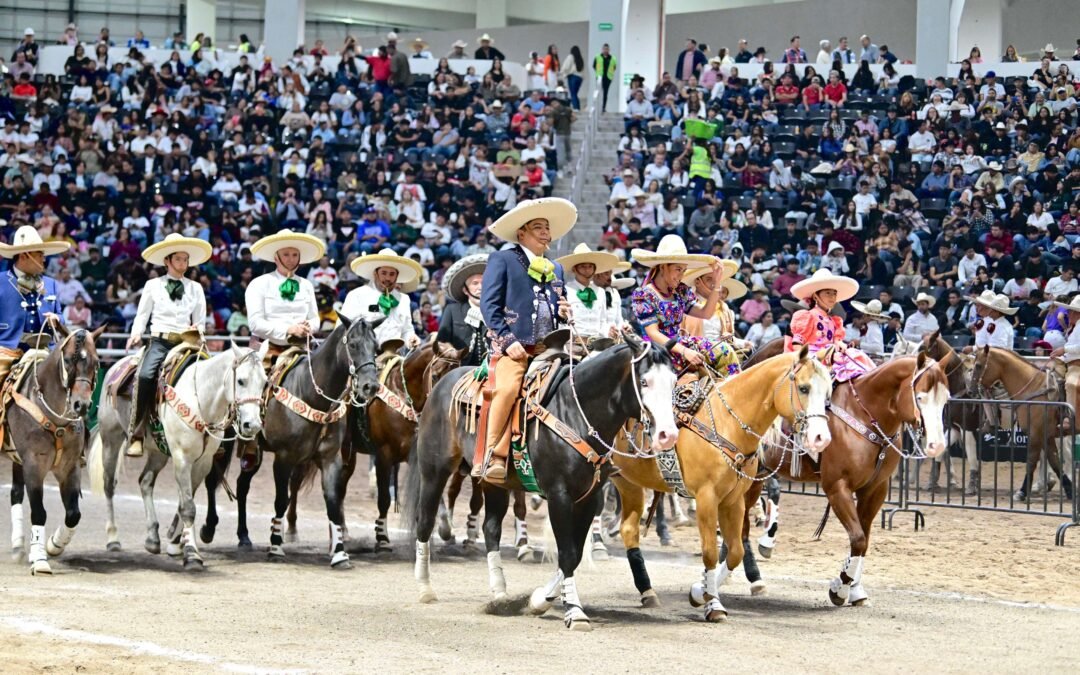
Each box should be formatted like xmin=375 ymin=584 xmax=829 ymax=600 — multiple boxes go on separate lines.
xmin=849 ymin=581 xmax=869 ymax=605
xmin=561 ymin=575 xmax=582 ymax=608
xmin=843 ymin=555 xmax=865 ymax=585
xmin=11 ymin=504 xmax=25 ymax=551
xmin=29 ymin=525 xmax=50 ymax=575
xmin=716 ymin=562 xmax=734 ymax=588
xmin=528 ymin=568 xmax=563 ymax=615
xmin=487 ymin=550 xmax=507 ymax=598
xmin=591 ymin=516 xmax=602 ymax=536
xmin=47 ymin=523 xmax=76 ymax=557
xmin=465 ymin=513 xmax=479 ymax=544
xmin=705 ymin=567 xmax=720 ymax=597
xmin=415 ymin=540 xmax=431 ymax=584
xmin=829 ymin=555 xmax=864 ymax=602
xmin=562 ymin=576 xmax=590 ymax=629
xmin=374 ymin=518 xmax=390 ymax=550
xmin=514 ymin=517 xmax=528 ymax=545
xmin=181 ymin=526 xmax=203 ymax=565
xmin=329 ymin=523 xmax=349 ymax=566
xmin=268 ymin=517 xmax=285 ymax=557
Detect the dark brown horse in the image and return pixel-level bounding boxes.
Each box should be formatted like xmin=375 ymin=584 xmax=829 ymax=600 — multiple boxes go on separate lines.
xmin=7 ymin=325 xmax=104 ymax=574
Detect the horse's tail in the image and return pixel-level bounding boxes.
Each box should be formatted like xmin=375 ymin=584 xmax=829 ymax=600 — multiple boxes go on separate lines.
xmin=295 ymin=459 xmax=320 ymax=495
xmin=540 ymin=513 xmax=593 ymax=569
xmin=812 ymin=502 xmax=831 ymax=540
xmin=88 ymin=429 xmax=108 ymax=497
xmin=401 ymin=437 xmax=421 ymax=540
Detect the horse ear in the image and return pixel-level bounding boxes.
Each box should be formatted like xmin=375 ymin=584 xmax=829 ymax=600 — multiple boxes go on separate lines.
xmin=230 ymin=340 xmax=244 ymax=358
xmin=929 ymin=329 xmax=941 ymax=344
xmin=916 ymin=350 xmax=927 ymax=369
xmin=90 ymin=324 xmax=106 ymax=342
xmin=797 ymin=343 xmax=810 ymax=361
xmin=51 ymin=318 xmax=70 ymax=339
xmin=338 ymin=314 xmax=353 ymax=329
xmin=366 ymin=315 xmax=386 ymax=330
xmin=623 ymin=329 xmax=646 ymax=356
xmin=982 ymin=344 xmax=990 ymax=357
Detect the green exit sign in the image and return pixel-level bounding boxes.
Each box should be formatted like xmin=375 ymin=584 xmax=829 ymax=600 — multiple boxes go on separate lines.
xmin=598 ymin=22 xmax=613 ymax=31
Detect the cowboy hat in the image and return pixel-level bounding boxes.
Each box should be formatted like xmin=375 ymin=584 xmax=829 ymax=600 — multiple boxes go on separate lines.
xmin=720 ymin=277 xmax=748 ymax=300
xmin=490 ymin=99 xmax=504 ymax=109
xmin=1053 ymin=295 xmax=1080 ymax=312
xmin=789 ymin=268 xmax=859 ymax=302
xmin=843 ymin=143 xmax=857 ymax=153
xmin=612 ymin=261 xmax=632 ymax=274
xmin=250 ymin=231 xmax=326 ymax=265
xmin=556 ymin=243 xmax=620 ymax=275
xmin=913 ymin=292 xmax=937 ymax=308
xmin=1044 ymin=43 xmax=1056 ymax=52
xmin=948 ymin=101 xmax=967 ymax=112
xmin=99 ymin=105 xmax=117 ymax=114
xmin=611 ymin=276 xmax=637 ymax=291
xmin=441 ymin=253 xmax=488 ymax=303
xmin=974 ymin=292 xmax=1017 ymax=315
xmin=631 ymin=234 xmax=713 ymax=269
xmin=142 ymin=233 xmax=212 ymax=266
xmin=708 ymin=56 xmax=723 ymax=65
xmin=488 ymin=197 xmax=577 ymax=243
xmin=477 ymin=33 xmax=495 ymax=44
xmin=0 ymin=225 xmax=71 ymax=258
xmin=851 ymin=299 xmax=891 ymax=321
xmin=681 ymin=256 xmax=739 ymax=283
xmin=451 ymin=39 xmax=468 ymax=49
xmin=351 ymin=248 xmax=424 ymax=285
xmin=810 ymin=162 xmax=834 ymax=175
xmin=411 ymin=37 xmax=428 ymax=48
xmin=386 ymin=32 xmax=399 ymax=41
xmin=987 ymin=161 xmax=1003 ymax=170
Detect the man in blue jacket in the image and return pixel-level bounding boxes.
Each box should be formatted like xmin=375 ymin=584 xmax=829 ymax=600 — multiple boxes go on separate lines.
xmin=474 ymin=198 xmax=575 ymax=482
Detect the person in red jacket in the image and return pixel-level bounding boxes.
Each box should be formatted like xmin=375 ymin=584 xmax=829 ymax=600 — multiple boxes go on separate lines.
xmin=983 ymin=221 xmax=1014 ymax=256
xmin=364 ymin=46 xmax=392 ymax=98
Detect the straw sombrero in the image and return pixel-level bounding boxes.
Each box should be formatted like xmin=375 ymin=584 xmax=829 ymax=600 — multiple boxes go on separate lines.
xmin=250 ymin=231 xmax=326 ymax=265
xmin=477 ymin=33 xmax=495 ymax=44
xmin=720 ymin=278 xmax=748 ymax=300
xmin=681 ymin=256 xmax=739 ymax=283
xmin=142 ymin=233 xmax=212 ymax=266
xmin=612 ymin=276 xmax=637 ymax=291
xmin=411 ymin=37 xmax=428 ymax=49
xmin=1053 ymin=296 xmax=1080 ymax=312
xmin=630 ymin=234 xmax=713 ymax=269
xmin=914 ymin=292 xmax=937 ymax=308
xmin=850 ymin=299 xmax=890 ymax=322
xmin=556 ymin=244 xmax=619 ymax=275
xmin=0 ymin=225 xmax=71 ymax=258
xmin=612 ymin=261 xmax=632 ymax=274
xmin=351 ymin=248 xmax=424 ymax=285
xmin=441 ymin=254 xmax=488 ymax=303
xmin=975 ymin=292 xmax=1017 ymax=315
xmin=488 ymin=197 xmax=577 ymax=243
xmin=789 ymin=269 xmax=859 ymax=302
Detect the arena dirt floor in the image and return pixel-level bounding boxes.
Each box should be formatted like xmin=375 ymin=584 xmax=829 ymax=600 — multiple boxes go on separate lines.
xmin=0 ymin=460 xmax=1078 ymax=674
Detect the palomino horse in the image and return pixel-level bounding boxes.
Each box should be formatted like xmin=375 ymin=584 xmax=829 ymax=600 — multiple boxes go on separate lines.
xmin=737 ymin=352 xmax=949 ymax=606
xmin=405 ymin=333 xmax=679 ymax=631
xmin=90 ymin=345 xmax=266 ymax=568
xmin=6 ymin=325 xmax=104 ymax=575
xmin=203 ymin=316 xmax=381 ymax=567
xmin=611 ymin=347 xmax=833 ymax=621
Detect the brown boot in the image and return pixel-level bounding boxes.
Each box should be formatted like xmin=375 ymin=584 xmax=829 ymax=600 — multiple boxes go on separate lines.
xmin=483 ymin=456 xmax=507 ymax=481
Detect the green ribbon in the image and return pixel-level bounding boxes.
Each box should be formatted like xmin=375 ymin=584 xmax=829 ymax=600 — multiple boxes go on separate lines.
xmin=576 ymin=286 xmax=597 ymax=309
xmin=279 ymin=277 xmax=300 ymax=301
xmin=378 ymin=291 xmax=399 ymax=315
xmin=527 ymin=256 xmax=556 ymax=283
xmin=166 ymin=278 xmax=184 ymax=301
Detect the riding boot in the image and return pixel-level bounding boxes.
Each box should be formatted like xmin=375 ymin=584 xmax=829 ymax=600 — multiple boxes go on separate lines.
xmin=126 ymin=374 xmax=151 ymax=458
xmin=924 ymin=460 xmax=941 ymax=491
xmin=965 ymin=469 xmax=979 ymax=496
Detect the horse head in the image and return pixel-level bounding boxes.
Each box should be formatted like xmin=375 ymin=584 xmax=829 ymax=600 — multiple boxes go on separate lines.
xmin=782 ymin=345 xmax=833 ymax=456
xmin=624 ymin=329 xmax=679 ymax=451
xmin=969 ymin=344 xmax=993 ymax=394
xmin=337 ymin=314 xmax=381 ymax=406
xmin=51 ymin=322 xmax=106 ymax=417
xmin=907 ymin=352 xmax=950 ymax=458
xmin=228 ymin=343 xmax=267 ymax=440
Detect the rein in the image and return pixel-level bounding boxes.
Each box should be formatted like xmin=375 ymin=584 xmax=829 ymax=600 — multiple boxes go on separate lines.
xmin=303 ymin=322 xmax=377 ymax=409
xmin=175 ymin=349 xmax=263 ymax=442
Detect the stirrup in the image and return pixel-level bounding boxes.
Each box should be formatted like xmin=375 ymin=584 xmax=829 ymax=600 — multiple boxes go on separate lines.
xmin=126 ymin=438 xmax=144 ymax=458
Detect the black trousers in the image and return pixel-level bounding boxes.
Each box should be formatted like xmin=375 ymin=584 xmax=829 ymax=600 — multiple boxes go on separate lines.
xmin=130 ymin=337 xmax=175 ymax=438
xmin=600 ymin=77 xmax=613 ymax=112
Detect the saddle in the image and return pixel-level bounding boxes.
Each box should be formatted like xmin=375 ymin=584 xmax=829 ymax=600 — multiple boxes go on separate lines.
xmin=106 ymin=341 xmax=205 ymax=404
xmin=0 ymin=349 xmax=50 ymax=456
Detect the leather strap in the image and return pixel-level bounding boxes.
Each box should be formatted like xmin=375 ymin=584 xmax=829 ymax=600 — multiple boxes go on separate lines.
xmin=376 ymin=383 xmax=419 ymax=423
xmin=522 ymin=396 xmax=608 ymax=503
xmin=10 ymin=390 xmax=74 ymax=468
xmin=675 ymin=410 xmax=749 ymax=468
xmin=271 ymin=385 xmax=347 ymax=425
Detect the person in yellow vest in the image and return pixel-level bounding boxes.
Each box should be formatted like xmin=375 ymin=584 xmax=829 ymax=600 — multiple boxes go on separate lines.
xmin=682 ymin=118 xmax=720 ymax=203
xmin=592 ymin=43 xmax=617 ymax=113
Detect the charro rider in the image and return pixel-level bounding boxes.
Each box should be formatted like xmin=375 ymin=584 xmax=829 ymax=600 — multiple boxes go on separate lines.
xmin=682 ymin=257 xmax=752 ymax=368
xmin=785 ymin=268 xmax=875 ymax=381
xmin=594 ymin=261 xmax=633 ymax=329
xmin=125 ymin=233 xmax=212 ymax=458
xmin=475 ymin=198 xmax=574 ymax=482
xmin=1051 ymin=295 xmax=1080 ymax=429
xmin=847 ymin=298 xmax=891 ymax=357
xmin=340 ymin=248 xmax=423 ymax=366
xmin=556 ymin=243 xmax=621 ymax=356
xmin=436 ymin=254 xmax=489 ymax=367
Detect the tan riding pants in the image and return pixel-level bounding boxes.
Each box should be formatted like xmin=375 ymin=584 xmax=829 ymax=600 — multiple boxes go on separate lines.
xmin=483 ymin=353 xmax=530 ymax=463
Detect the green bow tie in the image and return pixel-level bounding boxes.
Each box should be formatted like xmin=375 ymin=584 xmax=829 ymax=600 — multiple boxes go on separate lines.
xmin=378 ymin=291 xmax=399 ymax=315
xmin=527 ymin=256 xmax=556 ymax=283
xmin=166 ymin=278 xmax=184 ymax=301
xmin=279 ymin=277 xmax=300 ymax=301
xmin=576 ymin=286 xmax=597 ymax=309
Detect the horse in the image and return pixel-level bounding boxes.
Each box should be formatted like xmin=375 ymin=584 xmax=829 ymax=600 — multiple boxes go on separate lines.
xmin=437 ymin=474 xmax=538 ymax=561
xmin=736 ymin=352 xmax=949 ymax=606
xmin=202 ymin=316 xmax=381 ymax=568
xmin=89 ymin=345 xmax=266 ymax=568
xmin=404 ymin=332 xmax=680 ymax=631
xmin=6 ymin=325 xmax=104 ymax=575
xmin=610 ymin=347 xmax=833 ymax=621
xmin=921 ymin=333 xmax=986 ymax=494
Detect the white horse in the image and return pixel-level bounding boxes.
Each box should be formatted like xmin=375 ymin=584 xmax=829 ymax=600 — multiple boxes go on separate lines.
xmin=90 ymin=345 xmax=265 ymax=568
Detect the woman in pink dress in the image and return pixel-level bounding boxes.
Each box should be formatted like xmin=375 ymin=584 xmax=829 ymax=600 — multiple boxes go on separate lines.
xmin=785 ymin=269 xmax=875 ymax=382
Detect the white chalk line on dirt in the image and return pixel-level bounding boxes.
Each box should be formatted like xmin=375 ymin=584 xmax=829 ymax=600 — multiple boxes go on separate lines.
xmin=0 ymin=616 xmax=305 ymax=674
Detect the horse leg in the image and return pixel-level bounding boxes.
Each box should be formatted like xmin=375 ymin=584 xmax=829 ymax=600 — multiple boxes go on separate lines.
xmin=438 ymin=470 xmax=466 ymax=543
xmin=561 ymin=492 xmax=597 ymax=630
xmin=757 ymin=477 xmax=781 ymax=558
xmin=824 ymin=481 xmax=866 ymax=607
xmin=100 ymin=429 xmax=123 ymax=551
xmin=138 ymin=455 xmax=164 ymax=554
xmin=413 ymin=450 xmax=453 ymax=604
xmin=24 ymin=463 xmax=50 ymax=575
xmin=45 ymin=467 xmax=82 ymax=559
xmin=849 ymin=480 xmax=890 ymax=607
xmin=285 ymin=466 xmax=303 ymax=543
xmin=688 ymin=488 xmax=728 ymax=622
xmin=961 ymin=429 xmax=980 ymax=496
xmin=513 ymin=489 xmax=537 ymax=563
xmin=321 ymin=452 xmax=351 ymax=569
xmin=465 ymin=477 xmax=483 ymax=546
xmin=611 ymin=476 xmax=659 ymax=608
xmin=267 ymin=458 xmax=292 ymax=560
xmin=200 ymin=448 xmax=230 ymax=545
xmin=481 ymin=485 xmax=510 ymax=600
xmin=172 ymin=454 xmax=204 ymax=570
xmin=735 ymin=480 xmax=766 ymax=595
xmin=235 ymin=456 xmax=257 ymax=549
xmin=10 ymin=463 xmax=25 ymax=561
xmin=373 ymin=453 xmax=393 ymax=552
xmin=1043 ymin=428 xmax=1074 ymax=500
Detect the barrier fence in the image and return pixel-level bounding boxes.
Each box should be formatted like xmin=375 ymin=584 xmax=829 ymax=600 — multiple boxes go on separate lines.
xmin=779 ymin=397 xmax=1080 ymax=546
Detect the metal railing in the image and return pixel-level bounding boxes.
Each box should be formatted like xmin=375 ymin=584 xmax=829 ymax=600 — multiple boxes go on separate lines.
xmin=559 ymin=77 xmax=601 ymax=255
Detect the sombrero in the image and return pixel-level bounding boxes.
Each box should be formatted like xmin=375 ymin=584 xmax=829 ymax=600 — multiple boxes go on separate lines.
xmin=630 ymin=234 xmax=713 ymax=269
xmin=0 ymin=225 xmax=71 ymax=258
xmin=720 ymin=277 xmax=748 ymax=300
xmin=488 ymin=197 xmax=577 ymax=243
xmin=974 ymin=292 xmax=1017 ymax=315
xmin=477 ymin=33 xmax=495 ymax=44
xmin=441 ymin=254 xmax=488 ymax=303
xmin=1053 ymin=295 xmax=1080 ymax=312
xmin=850 ymin=299 xmax=890 ymax=322
xmin=967 ymin=289 xmax=997 ymax=305
xmin=612 ymin=276 xmax=637 ymax=291
xmin=351 ymin=248 xmax=424 ymax=285
xmin=251 ymin=231 xmax=326 ymax=265
xmin=142 ymin=233 xmax=212 ymax=266
xmin=789 ymin=269 xmax=859 ymax=302
xmin=681 ymin=256 xmax=739 ymax=283
xmin=411 ymin=37 xmax=428 ymax=49
xmin=612 ymin=261 xmax=632 ymax=274
xmin=914 ymin=292 xmax=937 ymax=308
xmin=555 ymin=244 xmax=619 ymax=275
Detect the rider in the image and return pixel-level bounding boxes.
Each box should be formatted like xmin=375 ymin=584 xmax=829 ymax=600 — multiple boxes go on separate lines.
xmin=848 ymin=299 xmax=891 ymax=357
xmin=246 ymin=231 xmax=325 ymax=365
xmin=339 ymin=249 xmax=423 ymax=366
xmin=556 ymin=243 xmax=621 ymax=356
xmin=476 ymin=198 xmax=575 ymax=482
xmin=436 ymin=254 xmax=489 ymax=368
xmin=682 ymin=258 xmax=752 ymax=363
xmin=785 ymin=269 xmax=874 ymax=381
xmin=594 ymin=261 xmax=632 ymax=329
xmin=971 ymin=291 xmax=1016 ymax=350
xmin=125 ymin=233 xmax=212 ymax=458
xmin=1051 ymin=295 xmax=1080 ymax=427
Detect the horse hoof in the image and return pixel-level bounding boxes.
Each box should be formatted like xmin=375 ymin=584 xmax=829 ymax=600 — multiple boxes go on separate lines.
xmin=1013 ymin=490 xmax=1028 ymax=502
xmin=237 ymin=537 xmax=253 ymax=550
xmin=165 ymin=542 xmax=182 ymax=558
xmin=688 ymin=582 xmax=706 ymax=608
xmin=106 ymin=541 xmax=122 ymax=552
xmin=11 ymin=546 xmax=25 ymax=562
xmin=750 ymin=580 xmax=768 ymax=596
xmin=705 ymin=609 xmax=727 ymax=623
xmin=567 ymin=618 xmax=592 ymax=632
xmin=828 ymin=588 xmax=847 ymax=607
xmin=493 ymin=591 xmax=509 ymax=602
xmin=757 ymin=544 xmax=773 ymax=559
xmin=30 ymin=560 xmax=52 ymax=576
xmin=591 ymin=546 xmax=609 ymax=562
xmin=418 ymin=588 xmax=438 ymax=604
xmin=145 ymin=539 xmax=161 ymax=555
xmin=268 ymin=545 xmax=285 ymax=560
xmin=640 ymin=589 xmax=661 ymax=608
xmin=375 ymin=540 xmax=392 ymax=553
xmin=436 ymin=517 xmax=452 ymax=542
xmin=851 ymin=597 xmax=872 ymax=607
xmin=331 ymin=559 xmax=352 ymax=570
xmin=527 ymin=587 xmax=553 ymax=615
xmin=517 ymin=545 xmax=538 ymax=563
xmin=199 ymin=524 xmax=216 ymax=544
xmin=284 ymin=530 xmax=299 ymax=544
xmin=183 ymin=557 xmax=205 ymax=571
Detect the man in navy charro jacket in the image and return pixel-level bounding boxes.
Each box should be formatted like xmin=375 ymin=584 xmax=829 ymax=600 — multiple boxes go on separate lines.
xmin=0 ymin=227 xmax=69 ymax=375
xmin=475 ymin=198 xmax=576 ymax=482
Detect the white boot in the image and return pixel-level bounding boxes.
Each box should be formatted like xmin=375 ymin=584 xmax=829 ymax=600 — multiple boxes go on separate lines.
xmin=46 ymin=523 xmax=75 ymax=557
xmin=126 ymin=438 xmax=144 ymax=458
xmin=29 ymin=525 xmax=51 ymax=575
xmin=10 ymin=503 xmax=25 ymax=559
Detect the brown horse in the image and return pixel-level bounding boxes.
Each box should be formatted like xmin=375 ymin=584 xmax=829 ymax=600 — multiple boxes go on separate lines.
xmin=6 ymin=325 xmax=104 ymax=574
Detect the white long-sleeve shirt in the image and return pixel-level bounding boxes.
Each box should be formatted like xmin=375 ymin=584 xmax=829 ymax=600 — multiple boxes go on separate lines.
xmin=847 ymin=321 xmax=885 ymax=355
xmin=245 ymin=271 xmax=319 ymax=346
xmin=602 ymin=286 xmax=623 ymax=328
xmin=130 ymin=275 xmax=206 ymax=337
xmin=1064 ymin=322 xmax=1080 ymax=363
xmin=974 ymin=315 xmax=1015 ymax=349
xmin=339 ymin=281 xmax=416 ymax=346
xmin=903 ymin=310 xmax=940 ymax=342
xmin=566 ymin=278 xmax=609 ymax=339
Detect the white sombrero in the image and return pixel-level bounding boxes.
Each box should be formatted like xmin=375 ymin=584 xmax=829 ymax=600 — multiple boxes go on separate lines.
xmin=975 ymin=292 xmax=1017 ymax=315
xmin=789 ymin=268 xmax=859 ymax=302
xmin=556 ymin=243 xmax=619 ymax=275
xmin=0 ymin=225 xmax=71 ymax=258
xmin=477 ymin=33 xmax=495 ymax=44
xmin=630 ymin=234 xmax=713 ymax=269
xmin=452 ymin=39 xmax=468 ymax=49
xmin=411 ymin=37 xmax=428 ymax=49
xmin=142 ymin=233 xmax=212 ymax=266
xmin=720 ymin=277 xmax=748 ymax=300
xmin=914 ymin=292 xmax=937 ymax=308
xmin=612 ymin=276 xmax=637 ymax=291
xmin=250 ymin=231 xmax=326 ymax=265
xmin=488 ymin=197 xmax=577 ymax=243
xmin=850 ymin=299 xmax=890 ymax=321
xmin=612 ymin=261 xmax=632 ymax=274
xmin=681 ymin=256 xmax=740 ymax=283
xmin=967 ymin=289 xmax=997 ymax=305
xmin=351 ymin=249 xmax=424 ymax=285
xmin=441 ymin=254 xmax=488 ymax=303
xmin=1053 ymin=296 xmax=1080 ymax=312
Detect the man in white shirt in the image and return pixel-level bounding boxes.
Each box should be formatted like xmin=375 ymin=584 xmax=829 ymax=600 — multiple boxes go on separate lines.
xmin=957 ymin=246 xmax=987 ymax=289
xmin=246 ymin=232 xmax=324 ymax=365
xmin=852 ymin=181 xmax=878 ymax=217
xmin=307 ymin=256 xmax=339 ymax=290
xmin=609 ymin=169 xmax=639 ymax=203
xmin=908 ymin=120 xmax=937 ymax=162
xmin=403 ymin=237 xmax=436 ymax=268
xmin=212 ymin=170 xmax=243 ymax=203
xmin=1045 ymin=268 xmax=1078 ymax=300
xmin=555 ymin=244 xmax=619 ymax=355
xmin=972 ymin=292 xmax=1016 ymax=350
xmin=848 ymin=300 xmax=888 ymax=356
xmin=977 ymin=71 xmax=1006 ymax=104
xmin=53 ymin=268 xmax=91 ymax=306
xmin=125 ymin=234 xmax=211 ymax=457
xmin=902 ymin=293 xmax=940 ymax=342
xmin=339 ymin=249 xmax=423 ymax=364
xmin=129 ymin=126 xmax=156 ymax=155
xmin=643 ymin=154 xmax=671 ymax=186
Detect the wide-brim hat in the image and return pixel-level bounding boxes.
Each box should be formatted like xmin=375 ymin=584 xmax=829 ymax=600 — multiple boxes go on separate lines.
xmin=948 ymin=101 xmax=967 ymax=111
xmin=478 ymin=33 xmax=495 ymax=44
xmin=386 ymin=32 xmax=399 ymax=41
xmin=987 ymin=161 xmax=1003 ymax=171
xmin=681 ymin=256 xmax=739 ymax=283
xmin=810 ymin=162 xmax=834 ymax=175
xmin=976 ymin=292 xmax=1017 ymax=315
xmin=631 ymin=234 xmax=713 ymax=269
xmin=720 ymin=277 xmax=748 ymax=300
xmin=914 ymin=292 xmax=937 ymax=308
xmin=411 ymin=37 xmax=428 ymax=49
xmin=351 ymin=248 xmax=424 ymax=285
xmin=250 ymin=231 xmax=326 ymax=265
xmin=851 ymin=299 xmax=890 ymax=321
xmin=452 ymin=39 xmax=468 ymax=49
xmin=1053 ymin=296 xmax=1080 ymax=312
xmin=612 ymin=261 xmax=632 ymax=274
xmin=441 ymin=253 xmax=488 ymax=303
xmin=1045 ymin=43 xmax=1056 ymax=53
xmin=789 ymin=269 xmax=858 ymax=302
xmin=488 ymin=197 xmax=577 ymax=243
xmin=142 ymin=233 xmax=212 ymax=266
xmin=0 ymin=225 xmax=71 ymax=258
xmin=612 ymin=276 xmax=637 ymax=291
xmin=556 ymin=243 xmax=619 ymax=275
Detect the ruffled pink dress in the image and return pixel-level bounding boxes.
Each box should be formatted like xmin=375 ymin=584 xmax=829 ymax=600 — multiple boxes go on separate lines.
xmin=784 ymin=306 xmax=874 ymax=382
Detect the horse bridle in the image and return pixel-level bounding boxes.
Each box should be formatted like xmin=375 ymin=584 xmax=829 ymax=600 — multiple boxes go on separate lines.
xmin=32 ymin=330 xmax=96 ymax=424
xmin=305 ymin=321 xmax=378 ymax=408
xmin=194 ymin=349 xmax=265 ymax=441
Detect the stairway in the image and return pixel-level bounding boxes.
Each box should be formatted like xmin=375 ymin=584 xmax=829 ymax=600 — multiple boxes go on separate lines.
xmin=553 ymin=112 xmax=625 ymax=254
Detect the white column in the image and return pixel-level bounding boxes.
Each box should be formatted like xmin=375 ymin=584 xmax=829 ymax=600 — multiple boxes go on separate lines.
xmin=619 ymin=0 xmax=663 ymax=109
xmin=915 ymin=0 xmax=953 ymax=79
xmin=476 ymin=0 xmax=507 ymax=29
xmin=186 ymin=0 xmax=217 ymax=46
xmin=263 ymin=0 xmax=306 ymax=64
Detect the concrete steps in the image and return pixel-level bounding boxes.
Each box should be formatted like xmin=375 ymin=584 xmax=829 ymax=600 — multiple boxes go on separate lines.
xmin=554 ymin=112 xmax=627 ymax=252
